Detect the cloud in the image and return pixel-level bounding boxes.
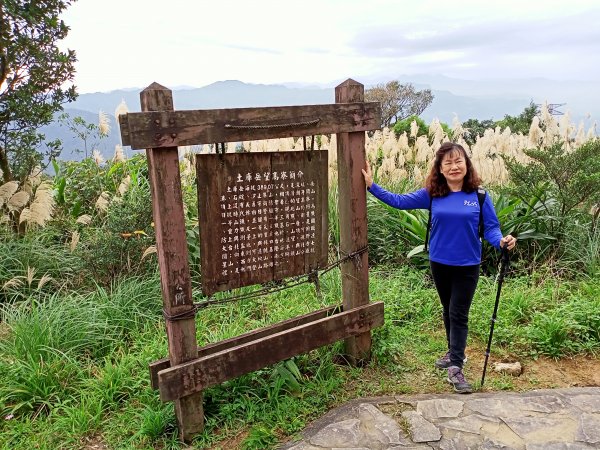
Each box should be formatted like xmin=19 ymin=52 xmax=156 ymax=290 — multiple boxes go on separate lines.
xmin=348 ymin=11 xmax=600 ymax=57
xmin=343 ymin=10 xmax=600 ymax=82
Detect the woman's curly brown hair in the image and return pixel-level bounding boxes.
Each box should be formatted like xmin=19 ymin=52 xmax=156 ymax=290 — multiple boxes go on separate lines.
xmin=425 ymin=142 xmax=481 ymax=197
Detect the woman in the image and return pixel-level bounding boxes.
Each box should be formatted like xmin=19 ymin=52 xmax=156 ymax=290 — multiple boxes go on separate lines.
xmin=362 ymin=142 xmax=516 ymax=394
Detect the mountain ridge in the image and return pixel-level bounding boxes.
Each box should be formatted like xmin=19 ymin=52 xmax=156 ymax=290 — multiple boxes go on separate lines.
xmin=45 ymin=77 xmax=598 ymax=161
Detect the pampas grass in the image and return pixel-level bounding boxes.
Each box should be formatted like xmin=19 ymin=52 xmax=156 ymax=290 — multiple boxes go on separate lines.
xmin=114 ymin=100 xmax=129 ymax=119
xmin=76 ymin=214 xmax=92 ymax=225
xmin=2 ymin=266 xmax=54 ymax=292
xmin=69 ymin=230 xmax=80 ymax=252
xmin=0 ymin=181 xmax=19 ymax=208
xmin=117 ymin=176 xmax=131 ymax=197
xmin=98 ymin=111 xmax=111 ymax=136
xmin=95 ymin=192 xmax=110 ymax=212
xmin=202 ymin=107 xmax=596 ymax=189
xmin=7 ymin=191 xmax=30 ymax=212
xmin=113 ymin=144 xmax=126 ymax=162
xmin=92 ymin=149 xmax=105 ymax=165
xmin=19 ymin=181 xmax=55 ymax=227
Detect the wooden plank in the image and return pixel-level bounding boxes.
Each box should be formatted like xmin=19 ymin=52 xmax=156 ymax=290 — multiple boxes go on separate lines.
xmin=119 ymin=102 xmax=381 ymax=149
xmin=118 ymin=114 xmax=131 ymax=146
xmin=335 ymin=79 xmax=373 ymax=365
xmin=157 ymin=302 xmax=384 ymax=402
xmin=141 ymin=82 xmax=204 ymax=442
xmin=196 ymin=151 xmax=328 ymax=295
xmin=149 ymin=305 xmax=339 ymax=390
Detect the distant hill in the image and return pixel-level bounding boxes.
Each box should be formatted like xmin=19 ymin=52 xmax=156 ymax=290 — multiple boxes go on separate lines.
xmin=41 ymin=77 xmax=598 ymax=162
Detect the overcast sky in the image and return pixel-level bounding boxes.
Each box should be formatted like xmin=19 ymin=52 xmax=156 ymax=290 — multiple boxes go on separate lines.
xmin=61 ymin=0 xmax=600 ymax=94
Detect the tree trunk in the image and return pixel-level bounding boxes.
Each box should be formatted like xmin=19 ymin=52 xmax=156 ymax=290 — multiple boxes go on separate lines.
xmin=0 ymin=146 xmax=12 ymax=183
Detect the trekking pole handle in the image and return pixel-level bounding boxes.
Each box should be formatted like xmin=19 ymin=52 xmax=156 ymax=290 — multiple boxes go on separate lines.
xmin=501 ymin=241 xmax=509 ymax=260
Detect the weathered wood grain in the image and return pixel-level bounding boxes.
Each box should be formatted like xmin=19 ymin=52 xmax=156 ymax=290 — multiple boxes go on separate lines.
xmin=157 ymin=302 xmax=384 ymax=402
xmin=141 ymin=82 xmax=204 ymax=441
xmin=335 ymin=79 xmax=373 ymax=364
xmin=119 ymin=102 xmax=381 ymax=149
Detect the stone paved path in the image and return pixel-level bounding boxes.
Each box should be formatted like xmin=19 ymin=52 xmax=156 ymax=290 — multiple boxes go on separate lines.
xmin=278 ymin=387 xmax=600 ymax=449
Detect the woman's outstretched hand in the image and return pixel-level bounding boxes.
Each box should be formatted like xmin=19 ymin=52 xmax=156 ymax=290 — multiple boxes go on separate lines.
xmin=500 ymin=235 xmax=517 ymax=251
xmin=362 ymin=160 xmax=373 ymax=189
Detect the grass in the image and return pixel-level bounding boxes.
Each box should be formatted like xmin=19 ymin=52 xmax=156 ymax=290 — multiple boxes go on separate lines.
xmin=0 ymin=266 xmax=598 ymax=449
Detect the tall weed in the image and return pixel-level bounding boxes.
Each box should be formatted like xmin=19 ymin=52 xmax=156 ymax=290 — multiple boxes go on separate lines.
xmin=0 ymin=233 xmax=83 ymax=304
xmin=0 ymin=277 xmax=161 ymax=418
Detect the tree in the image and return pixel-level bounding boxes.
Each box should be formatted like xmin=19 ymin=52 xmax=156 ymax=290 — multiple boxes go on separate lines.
xmin=392 ymin=115 xmax=428 ymax=139
xmin=0 ymin=0 xmax=77 ymax=183
xmin=496 ymin=101 xmax=539 ymax=135
xmin=461 ymin=118 xmax=497 ymax=146
xmin=365 ymin=81 xmax=434 ymax=128
xmin=58 ymin=112 xmax=110 ymax=159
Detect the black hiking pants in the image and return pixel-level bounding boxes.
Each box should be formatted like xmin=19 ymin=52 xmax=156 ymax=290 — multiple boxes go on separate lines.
xmin=430 ymin=261 xmax=480 ymax=369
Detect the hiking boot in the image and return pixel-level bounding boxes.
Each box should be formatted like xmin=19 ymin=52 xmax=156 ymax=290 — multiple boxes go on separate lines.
xmin=447 ymin=366 xmax=473 ymax=394
xmin=434 ymin=351 xmax=468 ymax=369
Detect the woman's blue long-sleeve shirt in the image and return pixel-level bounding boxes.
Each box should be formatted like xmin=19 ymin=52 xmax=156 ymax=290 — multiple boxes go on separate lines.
xmin=368 ymin=183 xmax=503 ymax=266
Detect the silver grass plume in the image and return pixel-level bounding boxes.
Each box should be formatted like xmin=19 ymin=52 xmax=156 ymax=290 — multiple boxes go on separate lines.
xmin=26 ymin=266 xmax=36 ymax=286
xmin=95 ymin=192 xmax=111 ymax=212
xmin=114 ymin=100 xmax=129 ymax=119
xmin=3 ymin=276 xmax=24 ymax=290
xmin=8 ymin=191 xmax=30 ymax=212
xmin=37 ymin=273 xmax=54 ymax=290
xmin=410 ymin=120 xmax=419 ymax=139
xmin=117 ymin=175 xmax=131 ymax=197
xmin=76 ymin=214 xmax=92 ymax=225
xmin=69 ymin=231 xmax=80 ymax=252
xmin=92 ymin=149 xmax=105 ymax=165
xmin=113 ymin=144 xmax=126 ymax=162
xmin=19 ymin=181 xmax=55 ymax=227
xmin=0 ymin=181 xmax=19 ymax=208
xmin=141 ymin=245 xmax=157 ymax=260
xmin=98 ymin=110 xmax=111 ymax=136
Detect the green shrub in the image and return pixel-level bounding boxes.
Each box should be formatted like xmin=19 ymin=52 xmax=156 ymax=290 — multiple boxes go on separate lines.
xmin=393 ymin=115 xmax=428 ymax=140
xmin=503 ymin=140 xmax=600 ymax=235
xmin=53 ymin=154 xmax=149 ymax=218
xmin=77 ymin=177 xmax=155 ymax=284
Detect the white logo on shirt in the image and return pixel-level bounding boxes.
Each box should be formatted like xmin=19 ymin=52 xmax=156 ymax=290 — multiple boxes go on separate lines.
xmin=464 ymin=200 xmax=478 ymax=207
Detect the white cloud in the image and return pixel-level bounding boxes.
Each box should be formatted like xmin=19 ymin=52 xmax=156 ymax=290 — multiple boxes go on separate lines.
xmin=60 ymin=0 xmax=600 ymax=92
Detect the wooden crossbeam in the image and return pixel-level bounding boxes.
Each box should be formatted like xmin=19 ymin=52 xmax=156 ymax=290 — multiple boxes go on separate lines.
xmin=149 ymin=305 xmax=339 ymax=390
xmin=118 ymin=102 xmax=381 ymax=149
xmin=156 ymin=302 xmax=384 ymax=402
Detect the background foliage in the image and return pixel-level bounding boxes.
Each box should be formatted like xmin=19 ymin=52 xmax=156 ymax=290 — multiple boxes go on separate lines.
xmin=0 ymin=0 xmax=77 ymax=182
xmin=0 ymin=86 xmax=598 ymax=448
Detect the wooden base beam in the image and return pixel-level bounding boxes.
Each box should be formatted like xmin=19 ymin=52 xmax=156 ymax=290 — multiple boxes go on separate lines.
xmin=149 ymin=305 xmax=339 ymax=389
xmin=156 ymin=302 xmax=384 ymax=402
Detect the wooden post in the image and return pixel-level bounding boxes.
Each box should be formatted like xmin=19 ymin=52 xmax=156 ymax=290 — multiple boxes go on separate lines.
xmin=335 ymin=79 xmax=371 ymax=364
xmin=140 ymin=83 xmax=204 ymax=442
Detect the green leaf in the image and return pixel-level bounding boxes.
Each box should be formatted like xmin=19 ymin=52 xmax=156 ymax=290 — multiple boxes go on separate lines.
xmin=55 ymin=177 xmax=66 ymax=205
xmin=407 ymin=244 xmax=425 ymax=258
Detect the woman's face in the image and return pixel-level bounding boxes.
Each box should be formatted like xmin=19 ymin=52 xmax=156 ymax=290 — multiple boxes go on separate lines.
xmin=440 ymin=150 xmax=467 ymax=183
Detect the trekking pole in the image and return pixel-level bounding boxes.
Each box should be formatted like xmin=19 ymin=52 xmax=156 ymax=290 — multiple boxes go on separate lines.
xmin=481 ymin=243 xmax=510 ymax=387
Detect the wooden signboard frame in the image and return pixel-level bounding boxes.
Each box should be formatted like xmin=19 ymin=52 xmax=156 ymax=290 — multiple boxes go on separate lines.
xmin=119 ymin=79 xmax=382 ymax=442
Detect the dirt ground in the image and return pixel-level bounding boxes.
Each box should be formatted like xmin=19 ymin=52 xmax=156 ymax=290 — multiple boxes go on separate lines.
xmin=481 ymin=353 xmax=600 ymax=389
